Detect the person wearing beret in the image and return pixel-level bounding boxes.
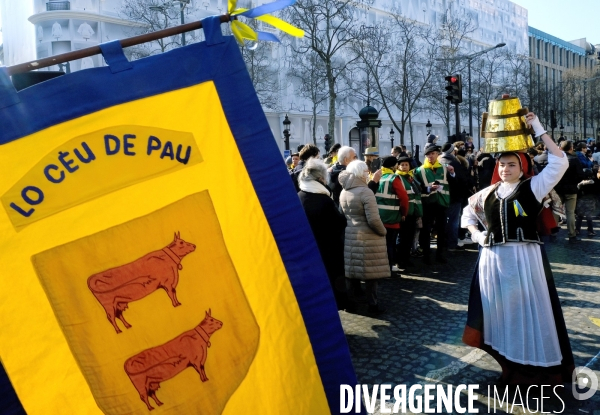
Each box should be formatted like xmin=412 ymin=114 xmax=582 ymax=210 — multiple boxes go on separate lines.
xmin=374 ymin=156 xmax=409 ymax=273
xmin=394 ymin=156 xmax=422 ymax=269
xmin=412 ymin=145 xmax=456 ymax=264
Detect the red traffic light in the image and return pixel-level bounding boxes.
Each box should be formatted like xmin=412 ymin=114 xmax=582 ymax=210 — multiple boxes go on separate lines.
xmin=450 ymin=77 xmax=458 ymax=83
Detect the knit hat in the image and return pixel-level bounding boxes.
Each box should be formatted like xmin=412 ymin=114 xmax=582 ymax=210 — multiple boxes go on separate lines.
xmin=427 ymin=134 xmax=437 ymax=144
xmin=441 ymin=142 xmax=455 ymax=156
xmin=382 ymin=156 xmax=398 ymax=168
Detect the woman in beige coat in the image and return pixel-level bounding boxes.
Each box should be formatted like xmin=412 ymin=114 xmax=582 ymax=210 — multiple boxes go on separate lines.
xmin=339 ymin=160 xmax=390 ymax=314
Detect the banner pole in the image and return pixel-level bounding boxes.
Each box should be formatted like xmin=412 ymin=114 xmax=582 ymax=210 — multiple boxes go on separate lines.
xmin=6 ymin=15 xmax=231 ymax=76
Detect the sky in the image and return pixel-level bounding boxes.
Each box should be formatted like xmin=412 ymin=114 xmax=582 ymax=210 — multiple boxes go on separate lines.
xmin=0 ymin=2 xmax=599 ymax=47
xmin=514 ymin=0 xmax=600 ymax=44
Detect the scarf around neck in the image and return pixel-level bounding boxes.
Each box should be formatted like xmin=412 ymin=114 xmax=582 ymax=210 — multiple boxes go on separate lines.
xmin=422 ymin=159 xmax=442 ymax=169
xmin=396 ymin=170 xmax=414 ymax=178
xmin=381 ymin=167 xmax=396 ymax=175
xmin=299 ymin=179 xmax=331 ymax=196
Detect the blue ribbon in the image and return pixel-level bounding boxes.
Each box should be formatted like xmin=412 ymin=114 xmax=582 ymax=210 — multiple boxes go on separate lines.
xmin=239 ymin=0 xmax=296 ymax=18
xmin=257 ymin=31 xmax=281 ymax=42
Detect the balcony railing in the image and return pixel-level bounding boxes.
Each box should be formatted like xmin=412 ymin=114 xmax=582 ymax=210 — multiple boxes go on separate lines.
xmin=47 ymin=1 xmax=70 ymax=11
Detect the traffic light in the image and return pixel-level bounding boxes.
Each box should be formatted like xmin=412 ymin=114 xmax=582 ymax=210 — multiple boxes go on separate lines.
xmin=550 ymin=109 xmax=558 ymax=129
xmin=445 ymin=75 xmax=463 ymax=104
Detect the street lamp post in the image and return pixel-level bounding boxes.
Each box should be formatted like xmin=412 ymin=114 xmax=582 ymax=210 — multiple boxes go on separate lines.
xmin=356 ymin=103 xmax=382 ymax=156
xmin=282 ymin=114 xmax=291 ymax=151
xmin=426 ymin=119 xmax=432 ymax=135
xmin=390 ymin=128 xmax=395 ymax=148
xmin=436 ymin=43 xmax=506 ymax=148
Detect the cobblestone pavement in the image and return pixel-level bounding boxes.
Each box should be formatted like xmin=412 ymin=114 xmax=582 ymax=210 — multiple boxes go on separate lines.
xmin=340 ymin=220 xmax=600 ymax=415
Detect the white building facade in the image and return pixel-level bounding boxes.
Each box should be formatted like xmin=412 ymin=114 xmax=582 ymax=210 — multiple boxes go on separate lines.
xmin=3 ymin=0 xmax=529 ymax=155
xmin=25 ymin=0 xmax=149 ymax=71
xmin=266 ymin=0 xmax=529 ymax=156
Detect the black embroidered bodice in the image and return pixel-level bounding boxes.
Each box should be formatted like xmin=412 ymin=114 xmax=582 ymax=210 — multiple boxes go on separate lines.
xmin=483 ymin=179 xmax=543 ymax=246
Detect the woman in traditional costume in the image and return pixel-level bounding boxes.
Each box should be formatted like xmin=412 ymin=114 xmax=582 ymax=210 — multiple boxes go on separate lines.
xmin=461 ymin=112 xmax=574 ymax=385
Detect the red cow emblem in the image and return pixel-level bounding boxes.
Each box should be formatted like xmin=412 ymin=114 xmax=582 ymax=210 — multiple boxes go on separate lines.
xmin=87 ymin=232 xmax=196 ymax=333
xmin=124 ymin=309 xmax=223 ymax=411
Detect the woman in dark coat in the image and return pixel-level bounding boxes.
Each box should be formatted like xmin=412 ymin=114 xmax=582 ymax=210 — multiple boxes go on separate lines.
xmin=298 ymin=158 xmax=349 ymax=310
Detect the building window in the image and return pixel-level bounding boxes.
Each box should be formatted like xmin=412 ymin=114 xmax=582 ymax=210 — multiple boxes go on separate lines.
xmin=552 ymin=46 xmax=555 ymax=64
xmin=544 ymin=43 xmax=548 ymax=61
xmin=559 ymin=49 xmax=563 ymax=66
xmin=530 ymin=38 xmax=534 ymax=57
xmin=537 ymin=40 xmax=541 ymax=59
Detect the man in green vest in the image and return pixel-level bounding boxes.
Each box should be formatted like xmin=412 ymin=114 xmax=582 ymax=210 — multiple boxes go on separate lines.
xmin=413 ymin=145 xmax=456 ymax=264
xmin=395 ymin=156 xmax=422 ymax=269
xmin=375 ymin=156 xmax=409 ymax=273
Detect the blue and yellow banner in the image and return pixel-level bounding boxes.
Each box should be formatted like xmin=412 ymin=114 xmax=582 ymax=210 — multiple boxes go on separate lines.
xmin=0 ymin=16 xmax=357 ymax=415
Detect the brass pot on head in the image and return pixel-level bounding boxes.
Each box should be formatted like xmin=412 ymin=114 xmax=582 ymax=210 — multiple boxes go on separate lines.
xmin=481 ymin=94 xmax=534 ymax=153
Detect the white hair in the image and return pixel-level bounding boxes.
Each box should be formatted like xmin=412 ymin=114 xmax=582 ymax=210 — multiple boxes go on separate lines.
xmin=346 ymin=160 xmax=368 ymax=180
xmin=299 ymin=158 xmax=329 ymax=183
xmin=337 ymin=146 xmax=356 ymax=165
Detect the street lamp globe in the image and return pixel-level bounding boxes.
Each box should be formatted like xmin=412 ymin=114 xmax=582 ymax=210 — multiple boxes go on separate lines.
xmin=426 ymin=119 xmax=432 ymax=135
xmin=389 ymin=127 xmax=395 ymax=147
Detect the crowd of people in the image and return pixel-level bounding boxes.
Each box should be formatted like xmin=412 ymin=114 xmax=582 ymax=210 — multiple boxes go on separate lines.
xmin=288 ymin=113 xmax=600 ymax=388
xmin=287 ymin=127 xmax=600 ymax=315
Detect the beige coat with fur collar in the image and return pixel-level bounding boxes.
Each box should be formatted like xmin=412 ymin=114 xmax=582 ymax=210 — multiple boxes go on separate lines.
xmin=339 ymin=171 xmax=390 ymax=280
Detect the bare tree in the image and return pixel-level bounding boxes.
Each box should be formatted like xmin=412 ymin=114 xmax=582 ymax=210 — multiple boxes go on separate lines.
xmin=559 ymin=67 xmax=600 ymax=139
xmin=285 ymin=0 xmax=368 ymax=140
xmin=241 ymin=41 xmax=282 ymax=110
xmin=470 ymin=49 xmax=507 ymax=128
xmin=287 ymin=49 xmax=328 ymax=144
xmin=236 ymin=18 xmax=282 ymax=110
xmin=120 ymin=0 xmax=198 ymax=59
xmin=349 ymin=15 xmax=439 ymax=150
xmin=498 ymin=50 xmax=530 ymax=102
xmin=425 ymin=7 xmax=477 ymax=136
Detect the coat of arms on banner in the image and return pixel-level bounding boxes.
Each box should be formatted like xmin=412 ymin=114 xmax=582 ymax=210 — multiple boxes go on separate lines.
xmin=32 ymin=191 xmax=259 ymax=414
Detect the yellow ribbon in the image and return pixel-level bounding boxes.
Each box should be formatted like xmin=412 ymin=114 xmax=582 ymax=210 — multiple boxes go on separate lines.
xmin=422 ymin=159 xmax=442 ymax=169
xmin=228 ymin=1 xmax=304 ymax=46
xmin=255 ymin=15 xmax=304 ymax=38
xmin=231 ymin=20 xmax=258 ymax=45
xmin=381 ymin=167 xmax=395 ymax=175
xmin=513 ymin=200 xmax=528 ymax=217
xmin=396 ymin=170 xmax=414 ymax=178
